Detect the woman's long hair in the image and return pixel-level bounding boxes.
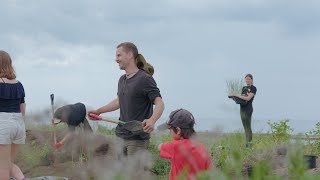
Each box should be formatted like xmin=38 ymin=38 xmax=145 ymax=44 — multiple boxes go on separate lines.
xmin=0 ymin=50 xmax=16 ymax=79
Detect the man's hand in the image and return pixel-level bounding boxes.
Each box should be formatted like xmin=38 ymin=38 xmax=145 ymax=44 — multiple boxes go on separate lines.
xmin=54 ymin=142 xmax=62 ymax=149
xmin=88 ymin=113 xmax=102 ymax=121
xmin=88 ymin=110 xmax=101 ymax=116
xmin=142 ymin=119 xmax=155 ymax=133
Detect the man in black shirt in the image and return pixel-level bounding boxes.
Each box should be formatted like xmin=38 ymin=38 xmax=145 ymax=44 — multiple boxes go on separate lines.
xmin=89 ymin=42 xmax=164 ymax=156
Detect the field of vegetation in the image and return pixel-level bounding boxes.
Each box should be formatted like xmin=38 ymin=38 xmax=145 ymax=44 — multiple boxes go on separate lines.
xmin=16 ymin=119 xmax=320 ymax=179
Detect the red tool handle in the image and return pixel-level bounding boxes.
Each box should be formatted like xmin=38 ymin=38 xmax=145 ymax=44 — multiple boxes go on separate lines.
xmin=88 ymin=113 xmax=122 ymax=124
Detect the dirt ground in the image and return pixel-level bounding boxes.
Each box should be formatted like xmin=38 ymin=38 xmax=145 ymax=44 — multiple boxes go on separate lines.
xmin=15 ymin=130 xmax=320 ymax=179
xmin=16 ymin=129 xmax=154 ymax=180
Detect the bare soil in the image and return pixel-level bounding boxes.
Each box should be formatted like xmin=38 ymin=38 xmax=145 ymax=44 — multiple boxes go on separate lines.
xmin=16 ymin=129 xmax=154 ymax=179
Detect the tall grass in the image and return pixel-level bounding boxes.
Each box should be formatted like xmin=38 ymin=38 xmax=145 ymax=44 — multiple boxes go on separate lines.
xmin=226 ymin=78 xmax=245 ymax=94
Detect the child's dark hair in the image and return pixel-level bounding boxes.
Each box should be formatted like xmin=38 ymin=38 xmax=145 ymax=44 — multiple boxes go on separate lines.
xmin=172 ymin=127 xmax=196 ymax=139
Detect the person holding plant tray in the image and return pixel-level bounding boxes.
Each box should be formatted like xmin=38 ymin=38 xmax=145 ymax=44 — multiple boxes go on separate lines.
xmin=229 ymin=74 xmax=257 ymax=147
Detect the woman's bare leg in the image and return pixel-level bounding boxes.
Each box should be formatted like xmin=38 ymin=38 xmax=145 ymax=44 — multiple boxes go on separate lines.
xmin=0 ymin=144 xmax=10 ymax=180
xmin=10 ymin=144 xmax=24 ymax=180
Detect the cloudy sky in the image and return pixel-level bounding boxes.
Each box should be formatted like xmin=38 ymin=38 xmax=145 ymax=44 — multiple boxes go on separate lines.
xmin=1 ymin=0 xmax=319 ymax=133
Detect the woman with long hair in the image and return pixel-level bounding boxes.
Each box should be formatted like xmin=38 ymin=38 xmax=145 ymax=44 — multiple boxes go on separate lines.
xmin=0 ymin=50 xmax=26 ymax=180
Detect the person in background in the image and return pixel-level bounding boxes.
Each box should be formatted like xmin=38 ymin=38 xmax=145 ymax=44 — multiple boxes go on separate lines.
xmin=157 ymin=109 xmax=212 ymax=180
xmin=0 ymin=50 xmax=26 ymax=180
xmin=229 ymin=74 xmax=257 ymax=147
xmin=52 ymin=102 xmax=97 ymax=149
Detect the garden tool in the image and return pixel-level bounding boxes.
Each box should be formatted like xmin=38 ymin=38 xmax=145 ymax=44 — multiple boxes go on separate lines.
xmin=88 ymin=113 xmax=144 ymax=135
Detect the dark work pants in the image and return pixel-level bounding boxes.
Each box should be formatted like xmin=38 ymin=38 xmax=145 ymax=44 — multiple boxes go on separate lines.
xmin=240 ymin=106 xmax=253 ymax=146
xmin=123 ymin=139 xmax=149 ymax=156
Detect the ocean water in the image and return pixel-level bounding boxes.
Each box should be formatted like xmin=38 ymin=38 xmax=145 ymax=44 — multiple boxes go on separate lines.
xmin=194 ymin=117 xmax=319 ymax=134
xmin=26 ymin=109 xmax=319 ymax=135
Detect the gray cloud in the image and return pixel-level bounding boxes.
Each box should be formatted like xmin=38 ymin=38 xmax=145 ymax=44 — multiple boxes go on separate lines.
xmin=1 ymin=0 xmax=319 ymax=133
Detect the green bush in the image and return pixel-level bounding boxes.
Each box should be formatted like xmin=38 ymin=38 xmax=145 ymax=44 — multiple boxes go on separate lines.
xmin=267 ymin=119 xmax=293 ymax=143
xmin=305 ymin=122 xmax=320 ymax=155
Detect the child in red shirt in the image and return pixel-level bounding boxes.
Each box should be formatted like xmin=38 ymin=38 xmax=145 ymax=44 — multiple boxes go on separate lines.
xmin=158 ymin=109 xmax=212 ymax=180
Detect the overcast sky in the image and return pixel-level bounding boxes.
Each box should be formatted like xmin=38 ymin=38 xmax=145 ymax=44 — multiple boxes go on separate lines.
xmin=1 ymin=0 xmax=319 ymax=133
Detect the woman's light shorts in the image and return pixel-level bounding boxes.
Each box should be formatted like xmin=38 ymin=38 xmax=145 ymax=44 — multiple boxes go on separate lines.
xmin=0 ymin=112 xmax=25 ymax=144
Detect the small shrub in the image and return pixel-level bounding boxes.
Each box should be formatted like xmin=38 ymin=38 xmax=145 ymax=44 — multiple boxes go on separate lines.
xmin=267 ymin=119 xmax=293 ymax=143
xmin=305 ymin=122 xmax=320 ymax=155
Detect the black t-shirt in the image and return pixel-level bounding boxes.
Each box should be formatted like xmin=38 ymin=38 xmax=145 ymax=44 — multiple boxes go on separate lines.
xmin=240 ymin=85 xmax=257 ymax=109
xmin=116 ymin=70 xmax=161 ymax=140
xmin=54 ymin=102 xmax=86 ymax=131
xmin=0 ymin=81 xmax=25 ymax=112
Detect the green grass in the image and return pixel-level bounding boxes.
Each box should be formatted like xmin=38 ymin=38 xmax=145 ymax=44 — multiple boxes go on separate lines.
xmin=226 ymin=78 xmax=245 ymax=94
xmin=17 ymin=139 xmax=52 ymax=170
xmin=97 ymin=125 xmax=116 ymax=136
xmin=26 ymin=122 xmax=68 ymax=131
xmin=19 ymin=120 xmax=320 ymax=179
xmin=150 ymin=119 xmax=320 ymax=179
xmin=149 ymin=134 xmax=172 ymax=179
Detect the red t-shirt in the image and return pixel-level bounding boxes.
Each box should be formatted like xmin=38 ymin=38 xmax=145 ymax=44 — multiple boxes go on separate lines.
xmin=160 ymin=139 xmax=212 ymax=180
